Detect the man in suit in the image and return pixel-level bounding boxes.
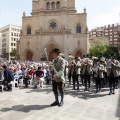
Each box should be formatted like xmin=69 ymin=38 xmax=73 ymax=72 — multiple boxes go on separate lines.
xmin=51 ymin=48 xmax=65 ymax=107
xmin=94 ymin=60 xmax=105 ymax=93
xmin=108 ymin=54 xmax=119 ymax=95
xmin=81 ymin=58 xmax=93 ymax=91
xmin=71 ymin=57 xmax=81 ymax=90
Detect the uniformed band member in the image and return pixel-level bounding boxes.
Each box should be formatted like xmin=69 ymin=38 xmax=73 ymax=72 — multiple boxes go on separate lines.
xmin=71 ymin=57 xmax=81 ymax=90
xmin=51 ymin=48 xmax=65 ymax=107
xmin=81 ymin=58 xmax=93 ymax=91
xmin=94 ymin=60 xmax=105 ymax=93
xmin=108 ymin=54 xmax=119 ymax=95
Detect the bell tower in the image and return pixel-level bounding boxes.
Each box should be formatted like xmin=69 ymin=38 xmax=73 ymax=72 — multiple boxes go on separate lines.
xmin=61 ymin=0 xmax=75 ymax=9
xmin=32 ymin=0 xmax=76 ymax=15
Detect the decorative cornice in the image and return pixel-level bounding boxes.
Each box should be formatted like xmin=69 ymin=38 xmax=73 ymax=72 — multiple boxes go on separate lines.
xmin=35 ymin=28 xmax=71 ymax=35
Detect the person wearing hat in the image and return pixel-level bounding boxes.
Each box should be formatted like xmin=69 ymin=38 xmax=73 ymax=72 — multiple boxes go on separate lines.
xmin=71 ymin=56 xmax=81 ymax=90
xmin=81 ymin=58 xmax=93 ymax=91
xmin=51 ymin=48 xmax=65 ymax=107
xmin=108 ymin=53 xmax=120 ymax=95
xmin=94 ymin=60 xmax=105 ymax=93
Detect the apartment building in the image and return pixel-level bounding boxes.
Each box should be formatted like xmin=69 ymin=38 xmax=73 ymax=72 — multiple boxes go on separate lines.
xmin=0 ymin=25 xmax=21 ymax=60
xmin=89 ymin=23 xmax=120 ymax=47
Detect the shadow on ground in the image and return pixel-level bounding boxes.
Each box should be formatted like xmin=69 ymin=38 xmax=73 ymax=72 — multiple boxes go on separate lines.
xmin=0 ymin=104 xmax=51 ymax=113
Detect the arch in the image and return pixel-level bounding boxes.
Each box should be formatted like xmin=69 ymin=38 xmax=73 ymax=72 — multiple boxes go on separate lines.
xmin=46 ymin=2 xmax=50 ymax=9
xmin=76 ymin=51 xmax=82 ymax=58
xmin=41 ymin=43 xmax=62 ymax=61
xmin=22 ymin=48 xmax=34 ymax=60
xmin=27 ymin=26 xmax=31 ymax=35
xmin=73 ymin=48 xmax=86 ymax=58
xmin=56 ymin=1 xmax=60 ymax=9
xmin=49 ymin=49 xmax=54 ymax=61
xmin=51 ymin=2 xmax=55 ymax=9
xmin=76 ymin=23 xmax=81 ymax=33
xmin=26 ymin=51 xmax=33 ymax=61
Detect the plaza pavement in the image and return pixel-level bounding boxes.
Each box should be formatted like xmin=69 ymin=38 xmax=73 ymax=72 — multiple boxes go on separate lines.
xmin=0 ymin=83 xmax=120 ymax=120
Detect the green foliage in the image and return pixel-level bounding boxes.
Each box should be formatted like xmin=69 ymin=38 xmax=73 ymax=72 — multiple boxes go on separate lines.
xmin=89 ymin=43 xmax=119 ymax=58
xmin=10 ymin=49 xmax=16 ymax=57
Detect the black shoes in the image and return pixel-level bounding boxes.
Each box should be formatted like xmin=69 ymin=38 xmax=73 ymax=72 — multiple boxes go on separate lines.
xmin=59 ymin=101 xmax=64 ymax=107
xmin=112 ymin=91 xmax=115 ymax=94
xmin=95 ymin=91 xmax=98 ymax=93
xmin=115 ymin=86 xmax=118 ymax=89
xmin=109 ymin=92 xmax=112 ymax=95
xmin=50 ymin=101 xmax=64 ymax=107
xmin=51 ymin=101 xmax=59 ymax=106
xmin=109 ymin=91 xmax=115 ymax=95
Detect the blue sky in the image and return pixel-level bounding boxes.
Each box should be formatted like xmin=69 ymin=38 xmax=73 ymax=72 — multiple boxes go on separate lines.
xmin=0 ymin=0 xmax=120 ymax=29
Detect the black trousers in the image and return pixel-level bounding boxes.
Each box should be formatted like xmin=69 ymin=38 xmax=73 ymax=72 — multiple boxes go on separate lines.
xmin=95 ymin=77 xmax=102 ymax=91
xmin=80 ymin=74 xmax=84 ymax=85
xmin=24 ymin=78 xmax=29 ymax=87
xmin=83 ymin=75 xmax=91 ymax=90
xmin=115 ymin=77 xmax=118 ymax=87
xmin=108 ymin=76 xmax=116 ymax=92
xmin=52 ymin=81 xmax=64 ymax=94
xmin=72 ymin=75 xmax=79 ymax=89
xmin=68 ymin=73 xmax=72 ymax=84
xmin=2 ymin=80 xmax=12 ymax=90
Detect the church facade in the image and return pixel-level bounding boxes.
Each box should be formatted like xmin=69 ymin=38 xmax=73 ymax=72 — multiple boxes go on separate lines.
xmin=19 ymin=0 xmax=89 ymax=61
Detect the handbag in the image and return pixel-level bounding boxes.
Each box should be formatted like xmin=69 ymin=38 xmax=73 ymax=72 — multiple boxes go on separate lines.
xmin=36 ymin=76 xmax=40 ymax=80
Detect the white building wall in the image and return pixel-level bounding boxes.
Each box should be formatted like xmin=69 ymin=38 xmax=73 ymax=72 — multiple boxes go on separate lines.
xmin=0 ymin=25 xmax=21 ymax=60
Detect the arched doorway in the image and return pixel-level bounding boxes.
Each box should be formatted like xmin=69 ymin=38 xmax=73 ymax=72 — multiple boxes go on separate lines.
xmin=76 ymin=51 xmax=82 ymax=58
xmin=26 ymin=51 xmax=32 ymax=60
xmin=49 ymin=49 xmax=54 ymax=61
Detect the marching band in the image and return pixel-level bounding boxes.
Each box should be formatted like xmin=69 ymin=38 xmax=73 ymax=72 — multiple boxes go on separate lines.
xmin=65 ymin=53 xmax=120 ymax=95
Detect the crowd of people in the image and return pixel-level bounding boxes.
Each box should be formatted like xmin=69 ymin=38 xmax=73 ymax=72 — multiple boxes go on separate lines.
xmin=0 ymin=52 xmax=119 ymax=96
xmin=0 ymin=61 xmax=51 ymax=91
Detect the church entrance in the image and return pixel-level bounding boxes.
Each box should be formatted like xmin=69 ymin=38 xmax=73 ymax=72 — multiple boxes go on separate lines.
xmin=26 ymin=51 xmax=32 ymax=60
xmin=76 ymin=51 xmax=82 ymax=58
xmin=49 ymin=49 xmax=54 ymax=61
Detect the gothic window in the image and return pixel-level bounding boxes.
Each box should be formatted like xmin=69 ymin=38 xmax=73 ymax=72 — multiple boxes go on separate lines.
xmin=76 ymin=24 xmax=81 ymax=33
xmin=56 ymin=1 xmax=60 ymax=9
xmin=46 ymin=2 xmax=50 ymax=9
xmin=51 ymin=2 xmax=55 ymax=9
xmin=27 ymin=26 xmax=31 ymax=35
xmin=50 ymin=21 xmax=57 ymax=29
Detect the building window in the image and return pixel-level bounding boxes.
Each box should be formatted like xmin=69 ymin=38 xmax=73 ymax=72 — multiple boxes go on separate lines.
xmin=11 ymin=43 xmax=13 ymax=46
xmin=2 ymin=38 xmax=6 ymax=42
xmin=50 ymin=21 xmax=57 ymax=29
xmin=2 ymin=43 xmax=6 ymax=47
xmin=14 ymin=43 xmax=16 ymax=46
xmin=2 ymin=33 xmax=6 ymax=37
xmin=76 ymin=24 xmax=81 ymax=33
xmin=11 ymin=32 xmax=13 ymax=36
xmin=56 ymin=1 xmax=60 ymax=9
xmin=114 ymin=39 xmax=118 ymax=41
xmin=27 ymin=26 xmax=31 ymax=35
xmin=46 ymin=2 xmax=50 ymax=9
xmin=11 ymin=37 xmax=13 ymax=41
xmin=51 ymin=2 xmax=55 ymax=9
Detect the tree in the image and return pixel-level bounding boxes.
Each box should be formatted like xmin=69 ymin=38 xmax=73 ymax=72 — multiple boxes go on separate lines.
xmin=89 ymin=42 xmax=119 ymax=58
xmin=10 ymin=49 xmax=16 ymax=59
xmin=89 ymin=42 xmax=108 ymax=57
